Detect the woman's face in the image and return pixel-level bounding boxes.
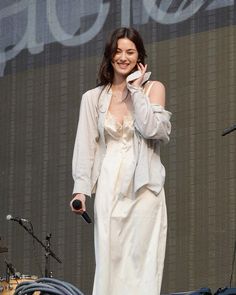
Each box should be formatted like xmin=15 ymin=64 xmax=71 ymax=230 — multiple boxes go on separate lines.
xmin=111 ymin=38 xmax=139 ymax=78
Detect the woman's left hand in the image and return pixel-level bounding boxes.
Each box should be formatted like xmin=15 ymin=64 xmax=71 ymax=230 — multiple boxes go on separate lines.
xmin=131 ymin=63 xmax=147 ymax=88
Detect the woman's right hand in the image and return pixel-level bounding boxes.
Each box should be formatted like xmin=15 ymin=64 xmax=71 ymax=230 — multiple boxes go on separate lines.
xmin=70 ymin=193 xmax=86 ymax=215
xmin=130 ymin=63 xmax=147 ymax=88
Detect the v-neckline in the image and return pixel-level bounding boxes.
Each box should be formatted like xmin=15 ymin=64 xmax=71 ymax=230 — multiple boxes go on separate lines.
xmin=107 ymin=111 xmax=133 ymax=127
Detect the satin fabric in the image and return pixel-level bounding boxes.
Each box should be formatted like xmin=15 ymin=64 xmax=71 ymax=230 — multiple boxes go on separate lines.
xmin=92 ymin=112 xmax=167 ymax=295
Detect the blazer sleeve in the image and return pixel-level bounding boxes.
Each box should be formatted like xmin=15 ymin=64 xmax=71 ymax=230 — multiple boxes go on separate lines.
xmin=72 ymin=90 xmax=99 ymax=196
xmin=127 ymin=83 xmax=172 ymax=143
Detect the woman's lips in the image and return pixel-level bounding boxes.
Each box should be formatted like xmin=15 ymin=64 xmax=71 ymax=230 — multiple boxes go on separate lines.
xmin=117 ymin=63 xmax=129 ymax=68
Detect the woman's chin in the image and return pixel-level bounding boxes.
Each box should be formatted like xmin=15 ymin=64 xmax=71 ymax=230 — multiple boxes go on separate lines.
xmin=115 ymin=68 xmax=136 ymax=78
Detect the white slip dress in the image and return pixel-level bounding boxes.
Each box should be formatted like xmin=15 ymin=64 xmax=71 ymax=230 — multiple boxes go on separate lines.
xmin=92 ymin=84 xmax=167 ymax=295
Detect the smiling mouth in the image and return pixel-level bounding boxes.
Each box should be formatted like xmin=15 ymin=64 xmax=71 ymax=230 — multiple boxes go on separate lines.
xmin=117 ymin=63 xmax=129 ymax=68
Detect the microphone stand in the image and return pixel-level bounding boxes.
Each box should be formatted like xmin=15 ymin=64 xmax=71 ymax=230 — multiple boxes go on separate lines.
xmin=4 ymin=259 xmax=21 ymax=281
xmin=221 ymin=123 xmax=236 ymax=288
xmin=13 ymin=220 xmax=62 ymax=277
xmin=45 ymin=233 xmax=53 ymax=278
xmin=5 ymin=261 xmax=10 ymax=283
xmin=222 ymin=123 xmax=236 ymax=136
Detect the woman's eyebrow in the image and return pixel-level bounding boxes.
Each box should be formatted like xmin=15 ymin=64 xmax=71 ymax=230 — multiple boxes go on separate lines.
xmin=116 ymin=48 xmax=137 ymax=51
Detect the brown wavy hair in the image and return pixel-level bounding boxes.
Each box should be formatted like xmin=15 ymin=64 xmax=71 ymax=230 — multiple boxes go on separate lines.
xmin=97 ymin=27 xmax=147 ymax=86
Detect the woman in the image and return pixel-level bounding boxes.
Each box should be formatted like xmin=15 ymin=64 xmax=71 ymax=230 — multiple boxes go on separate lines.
xmin=70 ymin=27 xmax=171 ymax=295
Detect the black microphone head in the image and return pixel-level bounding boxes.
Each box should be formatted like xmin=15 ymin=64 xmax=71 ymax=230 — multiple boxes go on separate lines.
xmin=71 ymin=199 xmax=92 ymax=224
xmin=72 ymin=199 xmax=82 ymax=210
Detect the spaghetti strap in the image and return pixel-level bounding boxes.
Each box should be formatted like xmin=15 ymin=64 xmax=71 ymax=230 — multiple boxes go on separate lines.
xmin=144 ymin=81 xmax=155 ymax=97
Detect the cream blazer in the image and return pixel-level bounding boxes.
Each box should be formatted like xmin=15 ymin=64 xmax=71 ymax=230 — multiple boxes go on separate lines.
xmin=72 ymin=72 xmax=172 ymax=197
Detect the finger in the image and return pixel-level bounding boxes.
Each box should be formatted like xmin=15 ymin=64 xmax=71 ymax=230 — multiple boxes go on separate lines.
xmin=137 ymin=63 xmax=141 ymax=71
xmin=72 ymin=208 xmax=84 ymax=215
xmin=82 ymin=203 xmax=86 ymax=212
xmin=139 ymin=63 xmax=147 ymax=74
xmin=140 ymin=63 xmax=146 ymax=70
xmin=138 ymin=62 xmax=143 ymax=70
xmin=140 ymin=64 xmax=147 ymax=75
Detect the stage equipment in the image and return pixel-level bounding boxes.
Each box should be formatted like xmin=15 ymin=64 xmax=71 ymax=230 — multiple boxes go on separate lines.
xmin=222 ymin=123 xmax=236 ymax=136
xmin=14 ymin=277 xmax=84 ymax=295
xmin=167 ymin=287 xmax=212 ymax=295
xmin=221 ymin=122 xmax=236 ymax=292
xmin=0 ymin=275 xmax=37 ymax=295
xmin=6 ymin=214 xmax=62 ymax=277
xmin=215 ymin=287 xmax=236 ymax=294
xmin=6 ymin=215 xmax=29 ymax=223
xmin=4 ymin=260 xmax=21 ymax=280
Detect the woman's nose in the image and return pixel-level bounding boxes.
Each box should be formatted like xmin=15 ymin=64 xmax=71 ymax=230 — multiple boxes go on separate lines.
xmin=119 ymin=52 xmax=127 ymax=61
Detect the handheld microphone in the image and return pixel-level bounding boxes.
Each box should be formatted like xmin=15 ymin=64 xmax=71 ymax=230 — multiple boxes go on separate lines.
xmin=72 ymin=200 xmax=92 ymax=224
xmin=6 ymin=214 xmax=29 ymax=223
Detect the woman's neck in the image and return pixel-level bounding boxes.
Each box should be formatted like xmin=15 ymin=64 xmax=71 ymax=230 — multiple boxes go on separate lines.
xmin=112 ymin=75 xmax=127 ymax=92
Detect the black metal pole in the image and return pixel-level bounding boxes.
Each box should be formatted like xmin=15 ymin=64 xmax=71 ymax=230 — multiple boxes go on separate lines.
xmin=11 ymin=220 xmax=62 ymax=277
xmin=222 ymin=124 xmax=236 ymax=136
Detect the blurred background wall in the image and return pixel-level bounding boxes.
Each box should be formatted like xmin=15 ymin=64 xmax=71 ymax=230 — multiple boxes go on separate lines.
xmin=0 ymin=1 xmax=236 ymax=294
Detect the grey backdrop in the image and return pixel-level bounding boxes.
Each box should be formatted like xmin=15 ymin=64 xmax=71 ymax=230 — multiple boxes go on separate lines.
xmin=0 ymin=1 xmax=236 ymax=294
